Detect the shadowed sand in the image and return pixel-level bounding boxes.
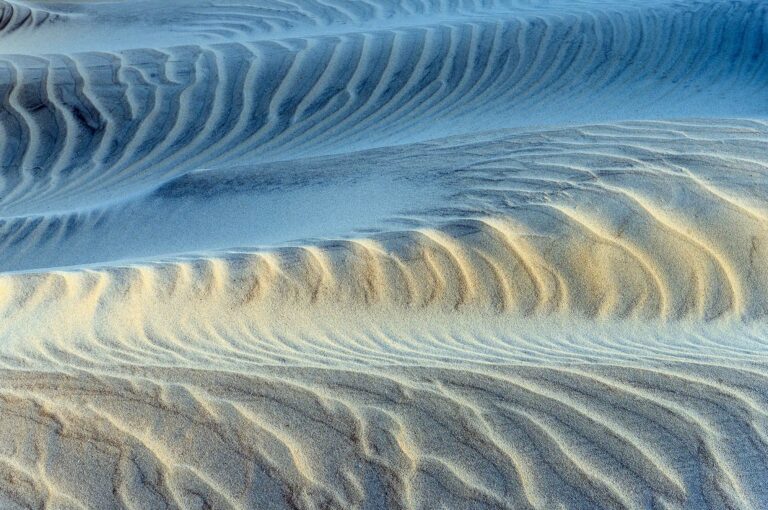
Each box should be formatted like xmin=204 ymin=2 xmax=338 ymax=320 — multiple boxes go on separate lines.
xmin=0 ymin=0 xmax=767 ymax=508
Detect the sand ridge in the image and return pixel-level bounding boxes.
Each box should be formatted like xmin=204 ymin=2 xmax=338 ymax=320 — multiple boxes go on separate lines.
xmin=0 ymin=2 xmax=766 ymax=213
xmin=0 ymin=1 xmax=62 ymax=37
xmin=0 ymin=120 xmax=766 ymax=320
xmin=0 ymin=0 xmax=767 ymax=508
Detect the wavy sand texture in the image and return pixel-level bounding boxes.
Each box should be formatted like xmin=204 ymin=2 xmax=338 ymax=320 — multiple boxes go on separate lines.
xmin=0 ymin=0 xmax=767 ymax=508
xmin=3 ymin=364 xmax=768 ymax=509
xmin=0 ymin=1 xmax=766 ymax=212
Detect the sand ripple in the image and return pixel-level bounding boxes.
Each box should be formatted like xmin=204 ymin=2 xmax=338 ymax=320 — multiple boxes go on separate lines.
xmin=0 ymin=120 xmax=765 ymax=323
xmin=0 ymin=1 xmax=767 ymax=508
xmin=1 ymin=363 xmax=768 ymax=509
xmin=0 ymin=1 xmax=765 ymax=211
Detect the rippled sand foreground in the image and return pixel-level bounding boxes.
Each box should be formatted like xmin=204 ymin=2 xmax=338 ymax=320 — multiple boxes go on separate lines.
xmin=4 ymin=362 xmax=768 ymax=508
xmin=0 ymin=0 xmax=767 ymax=508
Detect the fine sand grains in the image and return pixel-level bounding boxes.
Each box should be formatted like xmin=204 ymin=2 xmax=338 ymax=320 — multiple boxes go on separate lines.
xmin=0 ymin=0 xmax=767 ymax=508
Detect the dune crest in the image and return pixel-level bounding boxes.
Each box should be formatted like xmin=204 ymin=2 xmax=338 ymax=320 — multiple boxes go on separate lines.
xmin=0 ymin=121 xmax=766 ymax=324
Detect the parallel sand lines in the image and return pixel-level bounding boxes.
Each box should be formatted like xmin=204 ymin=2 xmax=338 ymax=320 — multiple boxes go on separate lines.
xmin=1 ymin=363 xmax=768 ymax=509
xmin=0 ymin=1 xmax=767 ymax=508
xmin=0 ymin=1 xmax=61 ymax=37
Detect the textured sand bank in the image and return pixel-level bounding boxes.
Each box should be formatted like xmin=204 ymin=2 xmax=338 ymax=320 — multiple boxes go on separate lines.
xmin=0 ymin=0 xmax=767 ymax=508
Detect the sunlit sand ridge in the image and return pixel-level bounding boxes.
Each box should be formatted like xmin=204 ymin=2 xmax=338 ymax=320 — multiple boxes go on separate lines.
xmin=0 ymin=0 xmax=767 ymax=508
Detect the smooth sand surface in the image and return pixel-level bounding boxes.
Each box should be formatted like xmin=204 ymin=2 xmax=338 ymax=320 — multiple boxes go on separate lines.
xmin=1 ymin=0 xmax=768 ymax=508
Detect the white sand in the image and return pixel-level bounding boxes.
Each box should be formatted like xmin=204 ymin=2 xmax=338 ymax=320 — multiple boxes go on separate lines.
xmin=0 ymin=0 xmax=767 ymax=508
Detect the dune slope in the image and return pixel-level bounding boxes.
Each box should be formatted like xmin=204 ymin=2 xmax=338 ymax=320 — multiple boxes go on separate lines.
xmin=0 ymin=0 xmax=767 ymax=508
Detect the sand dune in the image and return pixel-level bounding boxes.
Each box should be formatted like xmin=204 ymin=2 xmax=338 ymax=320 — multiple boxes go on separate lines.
xmin=1 ymin=0 xmax=767 ymax=508
xmin=0 ymin=120 xmax=766 ymax=322
xmin=2 ymin=363 xmax=768 ymax=509
xmin=1 ymin=1 xmax=766 ymax=213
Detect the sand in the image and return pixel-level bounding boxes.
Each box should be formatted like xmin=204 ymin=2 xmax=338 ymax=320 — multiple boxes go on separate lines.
xmin=0 ymin=0 xmax=767 ymax=508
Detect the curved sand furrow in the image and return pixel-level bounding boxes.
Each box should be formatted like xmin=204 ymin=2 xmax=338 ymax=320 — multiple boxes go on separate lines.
xmin=0 ymin=3 xmax=766 ymax=211
xmin=0 ymin=235 xmax=766 ymax=367
xmin=0 ymin=121 xmax=765 ymax=324
xmin=0 ymin=363 xmax=767 ymax=508
xmin=10 ymin=0 xmax=710 ymax=49
xmin=0 ymin=1 xmax=62 ymax=37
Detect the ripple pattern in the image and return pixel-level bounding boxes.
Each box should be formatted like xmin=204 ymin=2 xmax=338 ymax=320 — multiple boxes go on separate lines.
xmin=0 ymin=1 xmax=61 ymax=37
xmin=0 ymin=1 xmax=767 ymax=508
xmin=0 ymin=1 xmax=765 ymax=213
xmin=1 ymin=363 xmax=768 ymax=509
xmin=0 ymin=120 xmax=765 ymax=324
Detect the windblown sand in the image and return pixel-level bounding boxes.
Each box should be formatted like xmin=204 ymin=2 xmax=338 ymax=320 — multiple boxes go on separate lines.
xmin=0 ymin=0 xmax=767 ymax=508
